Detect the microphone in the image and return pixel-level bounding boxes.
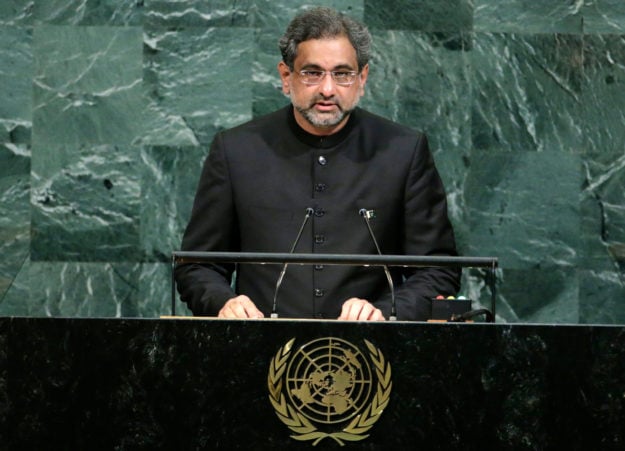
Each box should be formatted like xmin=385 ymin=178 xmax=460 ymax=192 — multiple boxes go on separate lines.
xmin=270 ymin=207 xmax=314 ymax=318
xmin=359 ymin=208 xmax=397 ymax=321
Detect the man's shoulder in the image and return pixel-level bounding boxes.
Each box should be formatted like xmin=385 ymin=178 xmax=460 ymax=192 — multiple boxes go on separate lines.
xmin=355 ymin=108 xmax=423 ymax=138
xmin=354 ymin=108 xmax=425 ymax=148
xmin=222 ymin=106 xmax=290 ymax=137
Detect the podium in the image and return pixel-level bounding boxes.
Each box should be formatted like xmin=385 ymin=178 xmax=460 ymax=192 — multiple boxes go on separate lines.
xmin=2 ymin=317 xmax=624 ymax=449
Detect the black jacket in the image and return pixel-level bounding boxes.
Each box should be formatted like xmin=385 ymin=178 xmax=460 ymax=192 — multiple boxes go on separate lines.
xmin=175 ymin=106 xmax=460 ymax=320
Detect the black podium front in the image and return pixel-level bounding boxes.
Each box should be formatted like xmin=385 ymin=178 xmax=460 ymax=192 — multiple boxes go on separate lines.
xmin=1 ymin=317 xmax=624 ymax=449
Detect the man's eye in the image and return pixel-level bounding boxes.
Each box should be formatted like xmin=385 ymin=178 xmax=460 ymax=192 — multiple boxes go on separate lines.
xmin=333 ymin=72 xmax=350 ymax=79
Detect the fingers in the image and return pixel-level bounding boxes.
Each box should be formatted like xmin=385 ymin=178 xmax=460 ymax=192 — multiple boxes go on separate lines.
xmin=338 ymin=298 xmax=386 ymax=321
xmin=218 ymin=295 xmax=384 ymax=321
xmin=218 ymin=295 xmax=264 ymax=319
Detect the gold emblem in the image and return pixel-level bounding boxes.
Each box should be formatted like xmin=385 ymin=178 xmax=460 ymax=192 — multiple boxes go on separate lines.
xmin=268 ymin=337 xmax=392 ymax=446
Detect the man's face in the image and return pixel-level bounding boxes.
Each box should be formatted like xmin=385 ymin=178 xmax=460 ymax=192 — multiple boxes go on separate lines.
xmin=278 ymin=36 xmax=369 ymax=136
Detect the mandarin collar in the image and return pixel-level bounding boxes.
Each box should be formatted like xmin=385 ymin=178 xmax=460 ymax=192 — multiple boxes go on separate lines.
xmin=287 ymin=105 xmax=357 ymax=149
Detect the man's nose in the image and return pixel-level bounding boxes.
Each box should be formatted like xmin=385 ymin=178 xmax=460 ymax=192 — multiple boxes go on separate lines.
xmin=318 ymin=73 xmax=337 ymax=97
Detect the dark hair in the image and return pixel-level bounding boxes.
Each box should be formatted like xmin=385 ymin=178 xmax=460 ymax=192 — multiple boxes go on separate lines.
xmin=279 ymin=7 xmax=372 ymax=71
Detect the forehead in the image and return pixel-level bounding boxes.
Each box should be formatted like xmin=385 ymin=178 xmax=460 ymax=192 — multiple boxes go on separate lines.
xmin=293 ymin=36 xmax=358 ymax=69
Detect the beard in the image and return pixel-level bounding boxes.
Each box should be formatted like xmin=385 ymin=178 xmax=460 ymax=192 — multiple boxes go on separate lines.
xmin=291 ymin=94 xmax=359 ymax=129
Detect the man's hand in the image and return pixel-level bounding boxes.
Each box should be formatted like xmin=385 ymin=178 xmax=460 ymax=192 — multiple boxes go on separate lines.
xmin=338 ymin=298 xmax=385 ymax=321
xmin=218 ymin=295 xmax=264 ymax=319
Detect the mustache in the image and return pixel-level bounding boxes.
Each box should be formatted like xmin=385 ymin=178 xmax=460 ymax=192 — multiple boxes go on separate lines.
xmin=309 ymin=96 xmax=341 ymax=109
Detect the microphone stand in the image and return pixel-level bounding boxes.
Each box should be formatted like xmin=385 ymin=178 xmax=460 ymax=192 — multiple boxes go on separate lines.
xmin=270 ymin=208 xmax=314 ymax=318
xmin=359 ymin=209 xmax=397 ymax=321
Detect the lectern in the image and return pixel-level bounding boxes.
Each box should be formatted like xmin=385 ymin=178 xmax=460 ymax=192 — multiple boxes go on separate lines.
xmin=1 ymin=318 xmax=624 ymax=449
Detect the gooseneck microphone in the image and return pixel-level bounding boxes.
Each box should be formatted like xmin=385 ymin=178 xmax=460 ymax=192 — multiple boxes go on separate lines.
xmin=270 ymin=207 xmax=314 ymax=318
xmin=359 ymin=208 xmax=397 ymax=321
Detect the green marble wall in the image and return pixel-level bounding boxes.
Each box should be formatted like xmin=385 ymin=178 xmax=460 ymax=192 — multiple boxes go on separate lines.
xmin=1 ymin=0 xmax=624 ymax=323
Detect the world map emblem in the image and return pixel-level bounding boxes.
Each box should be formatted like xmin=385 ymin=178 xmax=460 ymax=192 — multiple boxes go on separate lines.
xmin=268 ymin=337 xmax=392 ymax=446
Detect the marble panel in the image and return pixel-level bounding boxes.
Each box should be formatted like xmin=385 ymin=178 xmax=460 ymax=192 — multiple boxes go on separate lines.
xmin=28 ymin=262 xmax=141 ymax=317
xmin=474 ymin=0 xmax=583 ymax=33
xmin=140 ymin=146 xmax=209 ymax=262
xmin=496 ymin=268 xmax=578 ymax=323
xmin=581 ymin=150 xmax=625 ymax=270
xmin=579 ymin=269 xmax=625 ymax=324
xmin=362 ymin=31 xmax=472 ymax=153
xmin=0 ymin=26 xmax=32 ymax=144
xmin=472 ymin=33 xmax=584 ymax=153
xmin=32 ymin=25 xmax=143 ymax=146
xmin=4 ymin=261 xmax=186 ymax=318
xmin=580 ymin=36 xmax=625 ymax=270
xmin=581 ymin=35 xmax=625 ymax=155
xmin=364 ymin=0 xmax=472 ymax=31
xmin=0 ymin=144 xmax=30 ymax=315
xmin=0 ymin=258 xmax=31 ymax=317
xmin=464 ymin=151 xmax=580 ymax=269
xmin=582 ymin=0 xmax=625 ymax=33
xmin=145 ymin=0 xmax=254 ymax=28
xmin=140 ymin=263 xmax=191 ymax=317
xmin=251 ymin=28 xmax=291 ymax=118
xmin=0 ymin=1 xmax=34 ymax=25
xmin=31 ymin=0 xmax=143 ymax=26
xmin=142 ymin=27 xmax=254 ymax=146
xmin=461 ymin=267 xmax=579 ymax=324
xmin=145 ymin=0 xmax=363 ymax=29
xmin=251 ymin=0 xmax=365 ymax=29
xmin=30 ymin=144 xmax=141 ymax=262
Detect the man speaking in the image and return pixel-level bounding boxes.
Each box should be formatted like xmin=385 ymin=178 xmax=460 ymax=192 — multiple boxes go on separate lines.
xmin=175 ymin=7 xmax=460 ymax=321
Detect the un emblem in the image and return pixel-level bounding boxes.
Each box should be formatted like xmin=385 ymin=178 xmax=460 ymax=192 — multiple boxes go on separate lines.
xmin=268 ymin=337 xmax=392 ymax=446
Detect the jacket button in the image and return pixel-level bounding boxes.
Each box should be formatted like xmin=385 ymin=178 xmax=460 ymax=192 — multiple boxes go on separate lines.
xmin=318 ymin=156 xmax=327 ymax=165
xmin=314 ymin=208 xmax=325 ymax=217
xmin=315 ymin=183 xmax=327 ymax=192
xmin=314 ymin=289 xmax=325 ymax=297
xmin=314 ymin=265 xmax=324 ymax=271
xmin=314 ymin=234 xmax=325 ymax=244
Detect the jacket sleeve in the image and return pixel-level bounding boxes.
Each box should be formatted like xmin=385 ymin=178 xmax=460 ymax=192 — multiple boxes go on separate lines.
xmin=375 ymin=133 xmax=461 ymax=320
xmin=174 ymin=133 xmax=239 ymax=315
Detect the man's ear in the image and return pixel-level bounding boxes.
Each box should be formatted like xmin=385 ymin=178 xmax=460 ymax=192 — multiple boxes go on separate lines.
xmin=277 ymin=61 xmax=292 ymax=95
xmin=358 ymin=63 xmax=369 ymax=96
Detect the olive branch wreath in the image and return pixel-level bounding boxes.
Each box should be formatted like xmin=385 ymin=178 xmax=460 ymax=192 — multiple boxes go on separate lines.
xmin=267 ymin=338 xmax=392 ymax=446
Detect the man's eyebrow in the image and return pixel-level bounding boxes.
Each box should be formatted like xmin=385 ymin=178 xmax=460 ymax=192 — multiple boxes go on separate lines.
xmin=299 ymin=63 xmax=323 ymax=71
xmin=299 ymin=63 xmax=356 ymax=71
xmin=331 ymin=64 xmax=357 ymax=71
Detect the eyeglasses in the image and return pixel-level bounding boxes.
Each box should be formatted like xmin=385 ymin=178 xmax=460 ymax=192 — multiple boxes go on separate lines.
xmin=297 ymin=70 xmax=359 ymax=86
